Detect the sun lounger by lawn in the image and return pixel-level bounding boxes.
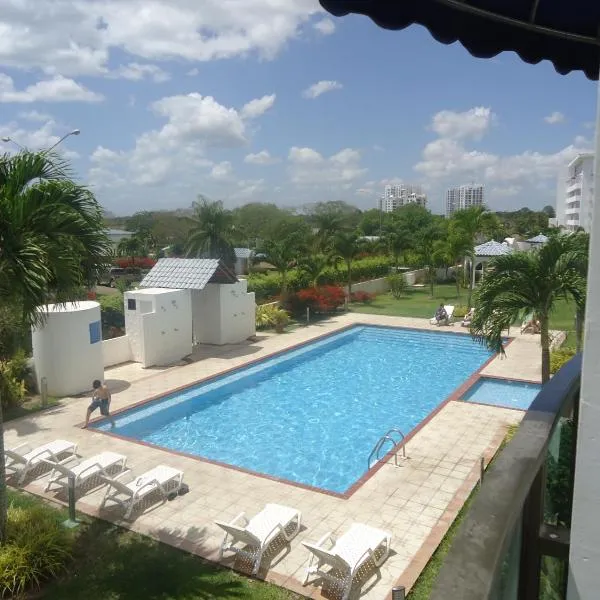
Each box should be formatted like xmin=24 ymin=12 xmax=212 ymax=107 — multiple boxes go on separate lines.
xmin=430 ymin=305 xmax=454 ymax=326
xmin=302 ymin=523 xmax=392 ymax=600
xmin=215 ymin=503 xmax=302 ymax=576
xmin=44 ymin=451 xmax=127 ymax=493
xmin=100 ymin=465 xmax=183 ymax=519
xmin=5 ymin=439 xmax=77 ymax=484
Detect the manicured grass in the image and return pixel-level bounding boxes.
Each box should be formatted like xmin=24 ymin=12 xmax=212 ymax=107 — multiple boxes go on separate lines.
xmin=407 ymin=424 xmax=519 ymax=599
xmin=6 ymin=489 xmax=299 ymax=600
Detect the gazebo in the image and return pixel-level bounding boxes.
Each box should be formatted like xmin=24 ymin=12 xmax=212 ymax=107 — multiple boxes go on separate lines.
xmin=471 ymin=240 xmax=512 ymax=287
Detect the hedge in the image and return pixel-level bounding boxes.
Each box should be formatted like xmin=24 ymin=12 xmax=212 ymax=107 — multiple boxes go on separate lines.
xmin=248 ymin=256 xmax=392 ymax=301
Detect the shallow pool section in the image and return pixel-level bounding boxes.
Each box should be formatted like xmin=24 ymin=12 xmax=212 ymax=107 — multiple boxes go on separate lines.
xmin=463 ymin=377 xmax=541 ymax=411
xmin=95 ymin=325 xmax=494 ymax=493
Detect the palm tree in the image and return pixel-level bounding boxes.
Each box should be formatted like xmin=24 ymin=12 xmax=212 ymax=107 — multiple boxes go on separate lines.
xmin=416 ymin=224 xmax=444 ymax=298
xmin=185 ymin=197 xmax=235 ymax=267
xmin=333 ymin=231 xmax=360 ymax=297
xmin=470 ymin=234 xmax=587 ymax=383
xmin=385 ymin=226 xmax=412 ymax=269
xmin=433 ymin=230 xmax=473 ymax=298
xmin=117 ymin=237 xmax=142 ymax=265
xmin=0 ymin=150 xmax=111 ymax=541
xmin=312 ymin=210 xmax=344 ymax=251
xmin=300 ymin=253 xmax=334 ymax=287
xmin=260 ymin=235 xmax=302 ymax=298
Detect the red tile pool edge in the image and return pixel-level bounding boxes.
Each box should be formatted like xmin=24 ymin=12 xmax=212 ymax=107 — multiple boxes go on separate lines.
xmin=86 ymin=323 xmax=515 ymax=500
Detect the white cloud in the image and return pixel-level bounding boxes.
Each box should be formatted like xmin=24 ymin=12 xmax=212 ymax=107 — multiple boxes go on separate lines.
xmin=111 ymin=62 xmax=170 ymax=82
xmin=544 ymin=111 xmax=565 ymax=125
xmin=232 ymin=178 xmax=266 ymax=200
xmin=288 ymin=146 xmax=367 ymax=185
xmin=18 ymin=109 xmax=53 ymax=122
xmin=240 ymin=94 xmax=276 ymax=119
xmin=0 ymin=0 xmax=323 ymax=77
xmin=244 ymin=150 xmax=280 ymax=165
xmin=430 ymin=107 xmax=494 ymax=140
xmin=313 ymin=18 xmax=336 ymax=35
xmin=490 ymin=185 xmax=521 ymax=197
xmin=302 ymin=80 xmax=343 ymax=99
xmin=0 ymin=73 xmax=103 ymax=103
xmin=210 ymin=161 xmax=234 ymax=181
xmin=187 ymin=68 xmax=199 ymax=76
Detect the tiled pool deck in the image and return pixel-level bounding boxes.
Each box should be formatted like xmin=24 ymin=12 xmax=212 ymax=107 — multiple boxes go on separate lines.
xmin=5 ymin=313 xmax=541 ymax=600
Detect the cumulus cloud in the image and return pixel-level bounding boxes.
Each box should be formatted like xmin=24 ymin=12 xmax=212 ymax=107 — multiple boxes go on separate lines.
xmin=0 ymin=0 xmax=323 ymax=76
xmin=244 ymin=150 xmax=280 ymax=165
xmin=288 ymin=146 xmax=367 ymax=185
xmin=544 ymin=111 xmax=565 ymax=125
xmin=240 ymin=94 xmax=276 ymax=119
xmin=0 ymin=117 xmax=80 ymax=155
xmin=313 ymin=18 xmax=336 ymax=35
xmin=430 ymin=107 xmax=494 ymax=140
xmin=110 ymin=62 xmax=170 ymax=82
xmin=210 ymin=161 xmax=234 ymax=181
xmin=302 ymin=80 xmax=343 ymax=99
xmin=0 ymin=73 xmax=103 ymax=103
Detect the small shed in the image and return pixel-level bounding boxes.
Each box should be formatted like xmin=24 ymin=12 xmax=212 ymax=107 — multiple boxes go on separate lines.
xmin=471 ymin=240 xmax=512 ymax=287
xmin=233 ymin=248 xmax=252 ymax=276
xmin=140 ymin=258 xmax=256 ymax=346
xmin=526 ymin=234 xmax=549 ymax=247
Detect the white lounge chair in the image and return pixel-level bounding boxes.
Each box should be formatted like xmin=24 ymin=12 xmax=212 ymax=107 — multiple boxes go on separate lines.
xmin=100 ymin=465 xmax=183 ymax=519
xmin=5 ymin=439 xmax=77 ymax=484
xmin=215 ymin=503 xmax=302 ymax=575
xmin=44 ymin=451 xmax=127 ymax=493
xmin=430 ymin=305 xmax=454 ymax=326
xmin=302 ymin=523 xmax=392 ymax=600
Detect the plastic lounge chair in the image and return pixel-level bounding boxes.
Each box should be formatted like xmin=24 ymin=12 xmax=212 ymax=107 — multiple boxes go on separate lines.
xmin=461 ymin=308 xmax=475 ymax=327
xmin=215 ymin=503 xmax=302 ymax=575
xmin=5 ymin=439 xmax=77 ymax=485
xmin=44 ymin=451 xmax=127 ymax=493
xmin=100 ymin=465 xmax=184 ymax=519
xmin=430 ymin=305 xmax=454 ymax=326
xmin=302 ymin=523 xmax=392 ymax=600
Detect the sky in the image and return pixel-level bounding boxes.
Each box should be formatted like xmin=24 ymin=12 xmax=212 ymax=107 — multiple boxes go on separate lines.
xmin=0 ymin=0 xmax=597 ymax=216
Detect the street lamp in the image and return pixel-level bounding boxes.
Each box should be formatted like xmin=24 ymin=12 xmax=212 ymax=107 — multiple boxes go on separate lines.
xmin=1 ymin=136 xmax=25 ymax=150
xmin=47 ymin=129 xmax=80 ymax=152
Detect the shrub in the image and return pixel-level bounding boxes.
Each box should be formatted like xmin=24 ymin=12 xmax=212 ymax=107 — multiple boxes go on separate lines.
xmin=387 ymin=273 xmax=407 ymax=299
xmin=453 ymin=305 xmax=470 ymax=318
xmin=0 ymin=306 xmax=31 ymax=360
xmin=287 ymin=285 xmax=346 ymax=315
xmin=550 ymin=348 xmax=577 ymax=375
xmin=255 ymin=304 xmax=279 ymax=330
xmin=0 ymin=503 xmax=74 ymax=597
xmin=0 ymin=350 xmax=29 ymax=408
xmin=271 ymin=308 xmax=291 ymax=332
xmin=350 ymin=291 xmax=375 ymax=304
xmin=99 ymin=293 xmax=125 ymax=338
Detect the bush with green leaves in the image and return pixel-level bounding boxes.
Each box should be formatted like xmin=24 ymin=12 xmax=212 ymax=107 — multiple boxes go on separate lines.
xmin=0 ymin=349 xmax=29 ymax=408
xmin=550 ymin=348 xmax=577 ymax=375
xmin=386 ymin=273 xmax=407 ymax=299
xmin=453 ymin=305 xmax=470 ymax=318
xmin=0 ymin=502 xmax=74 ymax=597
xmin=98 ymin=293 xmax=125 ymax=338
xmin=255 ymin=304 xmax=278 ymax=330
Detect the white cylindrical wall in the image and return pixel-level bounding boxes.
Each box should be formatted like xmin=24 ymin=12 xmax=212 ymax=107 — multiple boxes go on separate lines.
xmin=32 ymin=301 xmax=104 ymax=397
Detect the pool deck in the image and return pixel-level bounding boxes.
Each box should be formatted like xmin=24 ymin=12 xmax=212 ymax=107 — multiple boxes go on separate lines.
xmin=5 ymin=313 xmax=541 ymax=600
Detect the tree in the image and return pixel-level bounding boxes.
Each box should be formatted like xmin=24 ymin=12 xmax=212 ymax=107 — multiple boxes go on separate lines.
xmin=384 ymin=225 xmax=413 ymax=269
xmin=0 ymin=150 xmax=112 ymax=541
xmin=542 ymin=205 xmax=556 ymax=218
xmin=185 ymin=197 xmax=235 ymax=267
xmin=470 ymin=234 xmax=587 ymax=383
xmin=333 ymin=231 xmax=361 ymax=296
xmin=116 ymin=237 xmax=143 ymax=264
xmin=299 ymin=253 xmax=334 ymax=287
xmin=416 ymin=223 xmax=444 ymax=298
xmin=259 ymin=235 xmax=303 ymax=298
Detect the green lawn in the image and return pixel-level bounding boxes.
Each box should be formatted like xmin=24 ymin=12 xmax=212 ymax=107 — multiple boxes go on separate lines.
xmin=350 ymin=284 xmax=578 ymax=347
xmin=7 ymin=490 xmax=298 ymax=600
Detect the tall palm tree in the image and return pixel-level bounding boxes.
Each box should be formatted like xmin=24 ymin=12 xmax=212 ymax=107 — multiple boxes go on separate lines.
xmin=0 ymin=150 xmax=112 ymax=541
xmin=300 ymin=253 xmax=334 ymax=287
xmin=185 ymin=197 xmax=235 ymax=267
xmin=433 ymin=230 xmax=473 ymax=298
xmin=385 ymin=226 xmax=412 ymax=269
xmin=117 ymin=236 xmax=142 ymax=265
xmin=416 ymin=223 xmax=444 ymax=298
xmin=470 ymin=234 xmax=587 ymax=383
xmin=333 ymin=231 xmax=360 ymax=297
xmin=260 ymin=235 xmax=302 ymax=298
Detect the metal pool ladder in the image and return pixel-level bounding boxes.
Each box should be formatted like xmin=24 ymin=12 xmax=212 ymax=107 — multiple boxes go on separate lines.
xmin=368 ymin=428 xmax=407 ymax=470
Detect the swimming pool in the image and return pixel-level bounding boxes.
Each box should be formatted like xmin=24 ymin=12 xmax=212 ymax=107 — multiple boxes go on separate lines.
xmin=95 ymin=325 xmax=494 ymax=493
xmin=463 ymin=377 xmax=541 ymax=410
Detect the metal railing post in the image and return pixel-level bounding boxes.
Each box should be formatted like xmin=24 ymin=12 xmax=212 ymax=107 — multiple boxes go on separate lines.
xmin=41 ymin=376 xmax=48 ymax=407
xmin=62 ymin=473 xmax=79 ymax=529
xmin=392 ymin=586 xmax=406 ymax=600
xmin=306 ymin=306 xmax=310 ymax=325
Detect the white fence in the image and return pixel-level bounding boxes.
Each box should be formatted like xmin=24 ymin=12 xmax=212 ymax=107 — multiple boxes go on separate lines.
xmin=102 ymin=335 xmax=132 ymax=368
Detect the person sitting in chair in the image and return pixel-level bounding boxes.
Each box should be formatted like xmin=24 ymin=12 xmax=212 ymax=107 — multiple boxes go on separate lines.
xmin=434 ymin=304 xmax=448 ymax=326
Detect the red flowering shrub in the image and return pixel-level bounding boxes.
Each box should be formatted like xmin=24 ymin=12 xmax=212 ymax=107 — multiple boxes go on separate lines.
xmin=350 ymin=291 xmax=375 ymax=304
xmin=286 ymin=285 xmax=346 ymax=315
xmin=113 ymin=257 xmax=157 ymax=269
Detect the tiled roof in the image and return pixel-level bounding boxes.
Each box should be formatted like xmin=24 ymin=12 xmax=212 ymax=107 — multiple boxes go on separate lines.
xmin=234 ymin=247 xmax=252 ymax=259
xmin=140 ymin=258 xmax=237 ymax=290
xmin=527 ymin=234 xmax=549 ymax=244
xmin=474 ymin=240 xmax=513 ymax=257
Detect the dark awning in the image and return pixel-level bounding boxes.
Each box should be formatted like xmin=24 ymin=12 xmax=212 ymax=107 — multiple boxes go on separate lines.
xmin=319 ymin=1 xmax=600 ymax=80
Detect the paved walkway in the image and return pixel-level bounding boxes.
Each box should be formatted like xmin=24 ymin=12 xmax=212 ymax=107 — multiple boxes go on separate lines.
xmin=5 ymin=313 xmax=540 ymax=600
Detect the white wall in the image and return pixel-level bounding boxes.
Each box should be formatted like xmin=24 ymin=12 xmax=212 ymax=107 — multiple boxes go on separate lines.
xmin=102 ymin=335 xmax=132 ymax=367
xmin=567 ymin=119 xmax=600 ymax=598
xmin=32 ymin=301 xmax=104 ymax=397
xmin=346 ymin=277 xmax=390 ymax=295
xmin=124 ymin=288 xmax=192 ymax=367
xmin=192 ymin=281 xmax=255 ymax=345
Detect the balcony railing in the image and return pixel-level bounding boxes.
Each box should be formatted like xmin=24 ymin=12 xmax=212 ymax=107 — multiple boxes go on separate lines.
xmin=429 ymin=354 xmax=581 ymax=600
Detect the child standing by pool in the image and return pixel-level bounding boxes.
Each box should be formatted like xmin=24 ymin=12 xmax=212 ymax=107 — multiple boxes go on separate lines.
xmin=83 ymin=380 xmax=115 ymax=428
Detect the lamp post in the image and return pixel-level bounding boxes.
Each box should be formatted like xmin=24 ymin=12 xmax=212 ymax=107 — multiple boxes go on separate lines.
xmin=1 ymin=136 xmax=25 ymax=150
xmin=47 ymin=129 xmax=80 ymax=152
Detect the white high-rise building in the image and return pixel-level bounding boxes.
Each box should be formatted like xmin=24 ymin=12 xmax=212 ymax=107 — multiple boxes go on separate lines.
xmin=378 ymin=184 xmax=427 ymax=213
xmin=445 ymin=184 xmax=484 ymax=217
xmin=556 ymin=153 xmax=594 ymax=232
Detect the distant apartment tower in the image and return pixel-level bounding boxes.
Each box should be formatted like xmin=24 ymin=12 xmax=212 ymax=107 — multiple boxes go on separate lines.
xmin=378 ymin=184 xmax=427 ymax=213
xmin=556 ymin=153 xmax=594 ymax=232
xmin=445 ymin=184 xmax=484 ymax=217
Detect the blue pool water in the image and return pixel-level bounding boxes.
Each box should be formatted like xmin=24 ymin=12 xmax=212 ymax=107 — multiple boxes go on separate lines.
xmin=463 ymin=377 xmax=541 ymax=411
xmin=95 ymin=326 xmax=494 ymax=493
